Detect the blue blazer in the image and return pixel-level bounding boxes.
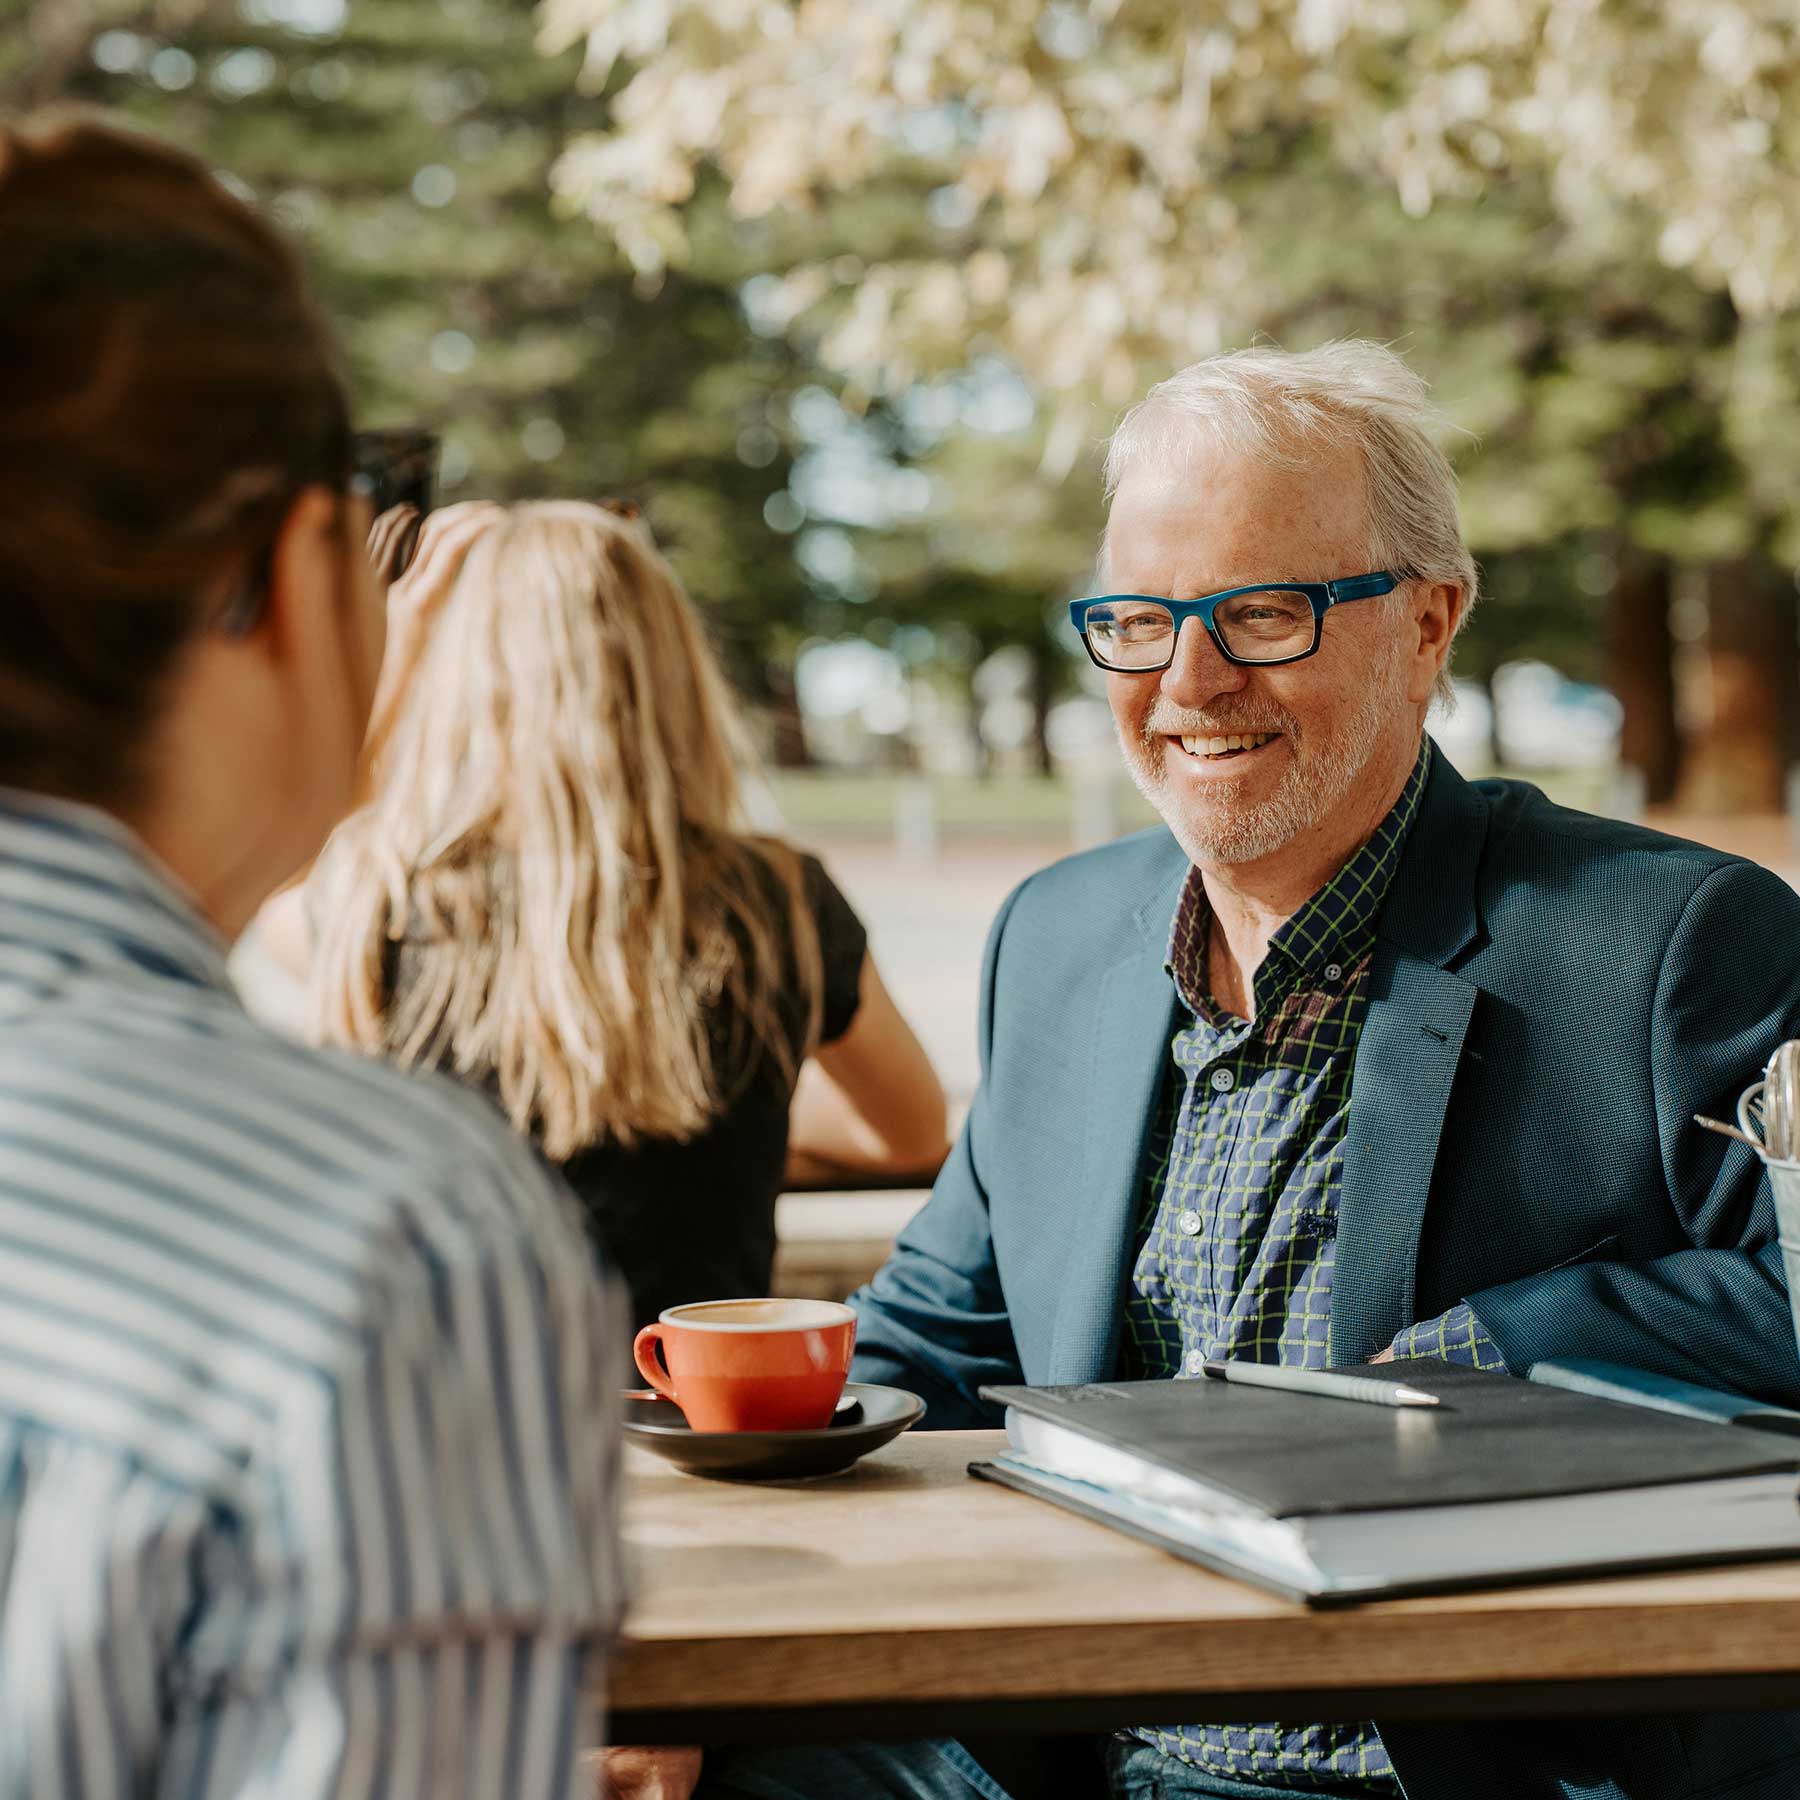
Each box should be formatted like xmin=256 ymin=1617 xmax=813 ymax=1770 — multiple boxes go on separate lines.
xmin=850 ymin=748 xmax=1800 ymax=1800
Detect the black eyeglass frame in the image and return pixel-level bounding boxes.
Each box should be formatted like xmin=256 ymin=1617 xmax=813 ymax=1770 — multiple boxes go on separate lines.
xmin=1067 ymin=570 xmax=1412 ymax=673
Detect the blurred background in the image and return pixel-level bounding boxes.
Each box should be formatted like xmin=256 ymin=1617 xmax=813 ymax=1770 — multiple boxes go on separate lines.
xmin=9 ymin=0 xmax=1800 ymax=1109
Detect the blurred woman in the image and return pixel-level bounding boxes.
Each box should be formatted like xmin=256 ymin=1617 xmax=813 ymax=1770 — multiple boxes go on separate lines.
xmin=0 ymin=110 xmax=622 ymax=1794
xmin=288 ymin=499 xmax=949 ymax=1329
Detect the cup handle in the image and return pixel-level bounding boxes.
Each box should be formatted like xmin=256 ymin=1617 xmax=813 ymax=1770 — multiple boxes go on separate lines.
xmin=632 ymin=1324 xmax=679 ymax=1404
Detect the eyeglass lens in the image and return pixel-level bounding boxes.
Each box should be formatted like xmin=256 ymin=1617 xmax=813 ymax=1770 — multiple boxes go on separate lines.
xmin=1084 ymin=590 xmax=1318 ymax=668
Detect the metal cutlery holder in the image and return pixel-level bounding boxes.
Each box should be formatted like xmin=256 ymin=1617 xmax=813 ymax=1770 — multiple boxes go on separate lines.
xmin=1768 ymin=1159 xmax=1800 ymax=1364
xmin=1737 ymin=1066 xmax=1800 ymax=1362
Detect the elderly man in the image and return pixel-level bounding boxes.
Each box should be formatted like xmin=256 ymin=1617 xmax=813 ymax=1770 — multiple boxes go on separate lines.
xmin=684 ymin=343 xmax=1800 ymax=1800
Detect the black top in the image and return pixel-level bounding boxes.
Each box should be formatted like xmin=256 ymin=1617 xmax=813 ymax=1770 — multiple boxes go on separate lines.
xmin=390 ymin=851 xmax=867 ymax=1333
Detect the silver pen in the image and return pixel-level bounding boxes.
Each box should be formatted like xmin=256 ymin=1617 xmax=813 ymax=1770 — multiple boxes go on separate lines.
xmin=1201 ymin=1359 xmax=1441 ymax=1409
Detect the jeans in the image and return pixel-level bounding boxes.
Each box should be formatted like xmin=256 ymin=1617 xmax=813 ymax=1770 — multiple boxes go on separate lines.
xmin=695 ymin=1734 xmax=1354 ymax=1800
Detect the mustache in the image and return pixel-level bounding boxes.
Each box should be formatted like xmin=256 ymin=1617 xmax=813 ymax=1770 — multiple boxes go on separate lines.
xmin=1140 ymin=703 xmax=1297 ymax=742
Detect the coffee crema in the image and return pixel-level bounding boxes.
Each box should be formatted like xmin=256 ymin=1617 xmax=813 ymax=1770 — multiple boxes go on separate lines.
xmin=662 ymin=1298 xmax=853 ymax=1331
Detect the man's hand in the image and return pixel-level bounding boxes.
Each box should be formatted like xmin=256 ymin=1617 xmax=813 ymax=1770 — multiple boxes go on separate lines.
xmin=595 ymin=1746 xmax=703 ymax=1800
xmin=382 ymin=500 xmax=504 ymax=631
xmin=365 ymin=503 xmax=422 ymax=584
xmin=1370 ymin=1346 xmax=1396 ymax=1364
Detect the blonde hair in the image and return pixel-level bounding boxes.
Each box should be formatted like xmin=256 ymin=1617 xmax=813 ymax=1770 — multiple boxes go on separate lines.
xmin=1103 ymin=340 xmax=1477 ymax=703
xmin=309 ymin=500 xmax=823 ymax=1160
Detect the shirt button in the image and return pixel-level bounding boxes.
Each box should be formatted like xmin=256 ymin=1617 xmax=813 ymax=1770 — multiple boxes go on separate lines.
xmin=1184 ymin=1349 xmax=1206 ymax=1376
xmin=1177 ymin=1208 xmax=1202 ymax=1236
xmin=1209 ymin=1067 xmax=1235 ymax=1093
xmin=1324 ymin=962 xmax=1344 ymax=982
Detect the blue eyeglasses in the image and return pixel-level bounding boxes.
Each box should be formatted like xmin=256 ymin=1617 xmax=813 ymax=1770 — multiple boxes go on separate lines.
xmin=1068 ymin=571 xmax=1409 ymax=672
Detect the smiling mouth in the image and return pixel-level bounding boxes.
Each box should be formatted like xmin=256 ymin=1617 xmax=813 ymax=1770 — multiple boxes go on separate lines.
xmin=1173 ymin=731 xmax=1282 ymax=763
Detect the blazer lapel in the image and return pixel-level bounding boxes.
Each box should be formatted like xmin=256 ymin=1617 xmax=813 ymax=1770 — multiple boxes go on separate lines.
xmin=1045 ymin=850 xmax=1187 ymax=1385
xmin=1332 ymin=948 xmax=1477 ymax=1361
xmin=1331 ymin=748 xmax=1490 ymax=1363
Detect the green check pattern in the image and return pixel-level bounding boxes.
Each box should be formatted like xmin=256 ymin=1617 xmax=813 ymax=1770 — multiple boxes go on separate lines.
xmin=1120 ymin=741 xmax=1500 ymax=1796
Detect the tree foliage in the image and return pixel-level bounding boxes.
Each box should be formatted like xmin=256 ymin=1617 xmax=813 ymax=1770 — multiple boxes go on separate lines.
xmin=542 ymin=0 xmax=1800 ymax=804
xmin=13 ymin=0 xmax=1800 ymax=802
xmin=543 ymin=0 xmax=1800 ymax=404
xmin=8 ymin=0 xmax=820 ymax=702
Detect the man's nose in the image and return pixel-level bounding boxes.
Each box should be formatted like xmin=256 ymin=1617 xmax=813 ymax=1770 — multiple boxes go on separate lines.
xmin=1161 ymin=617 xmax=1249 ymax=710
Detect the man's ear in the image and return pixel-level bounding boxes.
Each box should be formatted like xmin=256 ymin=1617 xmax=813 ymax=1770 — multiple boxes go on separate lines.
xmin=1409 ymin=579 xmax=1463 ymax=701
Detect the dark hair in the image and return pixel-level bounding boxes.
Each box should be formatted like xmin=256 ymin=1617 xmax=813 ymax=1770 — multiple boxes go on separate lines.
xmin=0 ymin=109 xmax=350 ymax=803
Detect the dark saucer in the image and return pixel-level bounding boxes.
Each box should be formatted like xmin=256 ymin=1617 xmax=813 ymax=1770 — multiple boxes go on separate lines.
xmin=623 ymin=1382 xmax=925 ymax=1481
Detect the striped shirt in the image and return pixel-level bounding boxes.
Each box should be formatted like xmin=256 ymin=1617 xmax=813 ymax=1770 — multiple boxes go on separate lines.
xmin=0 ymin=791 xmax=626 ymax=1797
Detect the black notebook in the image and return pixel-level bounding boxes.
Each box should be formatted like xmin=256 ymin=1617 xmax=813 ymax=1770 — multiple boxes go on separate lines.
xmin=971 ymin=1359 xmax=1800 ymax=1605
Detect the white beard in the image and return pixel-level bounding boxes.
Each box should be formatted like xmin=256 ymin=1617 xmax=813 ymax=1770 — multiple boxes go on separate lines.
xmin=1119 ymin=640 xmax=1411 ymax=867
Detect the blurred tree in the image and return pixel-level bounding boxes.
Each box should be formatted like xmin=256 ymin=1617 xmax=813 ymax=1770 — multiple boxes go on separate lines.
xmin=1227 ymin=136 xmax=1762 ymax=795
xmin=1679 ymin=558 xmax=1800 ymax=813
xmin=15 ymin=0 xmax=1800 ymax=802
xmin=10 ymin=0 xmax=823 ymax=748
xmin=543 ymin=0 xmax=1800 ymax=808
xmin=791 ymin=133 xmax=1763 ymax=788
xmin=858 ymin=425 xmax=1101 ymax=777
xmin=4 ymin=2 xmax=233 ymax=104
xmin=1607 ymin=557 xmax=1679 ymax=807
xmin=542 ymin=0 xmax=1800 ymax=407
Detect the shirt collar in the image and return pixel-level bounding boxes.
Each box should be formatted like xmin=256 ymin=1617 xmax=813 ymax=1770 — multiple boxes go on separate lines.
xmin=0 ymin=787 xmax=236 ymax=995
xmin=1164 ymin=738 xmax=1432 ymax=1012
xmin=1271 ymin=738 xmax=1432 ymax=979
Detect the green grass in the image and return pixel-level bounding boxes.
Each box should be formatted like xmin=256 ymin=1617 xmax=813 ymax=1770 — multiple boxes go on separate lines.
xmin=766 ymin=762 xmax=1619 ymax=837
xmin=765 ymin=772 xmax=1138 ymax=834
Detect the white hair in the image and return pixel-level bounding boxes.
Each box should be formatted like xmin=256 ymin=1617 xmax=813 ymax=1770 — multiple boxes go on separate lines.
xmin=1103 ymin=340 xmax=1477 ymax=702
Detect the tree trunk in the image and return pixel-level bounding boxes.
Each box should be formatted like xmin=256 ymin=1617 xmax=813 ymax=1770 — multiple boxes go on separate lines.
xmin=965 ymin=645 xmax=994 ymax=780
xmin=1671 ymin=558 xmax=1797 ymax=814
xmin=1606 ymin=556 xmax=1679 ymax=806
xmin=1476 ymin=671 xmax=1506 ymax=769
xmin=764 ymin=664 xmax=812 ymax=769
xmin=1027 ymin=633 xmax=1056 ymax=780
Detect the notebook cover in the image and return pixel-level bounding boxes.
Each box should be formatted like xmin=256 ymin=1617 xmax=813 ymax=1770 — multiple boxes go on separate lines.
xmin=966 ymin=1454 xmax=1800 ymax=1607
xmin=968 ymin=1457 xmax=1322 ymax=1605
xmin=1529 ymin=1358 xmax=1800 ymax=1439
xmin=978 ymin=1359 xmax=1800 ymax=1521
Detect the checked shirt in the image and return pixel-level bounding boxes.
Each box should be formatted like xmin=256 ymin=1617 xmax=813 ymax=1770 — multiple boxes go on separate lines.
xmin=1118 ymin=741 xmax=1504 ymax=1797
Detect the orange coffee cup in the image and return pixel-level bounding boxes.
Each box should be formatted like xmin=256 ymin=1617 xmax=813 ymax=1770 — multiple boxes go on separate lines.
xmin=632 ymin=1298 xmax=856 ymax=1432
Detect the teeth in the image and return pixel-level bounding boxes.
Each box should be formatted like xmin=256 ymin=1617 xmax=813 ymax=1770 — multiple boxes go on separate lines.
xmin=1179 ymin=732 xmax=1276 ymax=758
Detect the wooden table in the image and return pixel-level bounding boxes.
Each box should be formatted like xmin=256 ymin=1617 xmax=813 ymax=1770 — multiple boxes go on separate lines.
xmin=609 ymin=1430 xmax=1800 ymax=1743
